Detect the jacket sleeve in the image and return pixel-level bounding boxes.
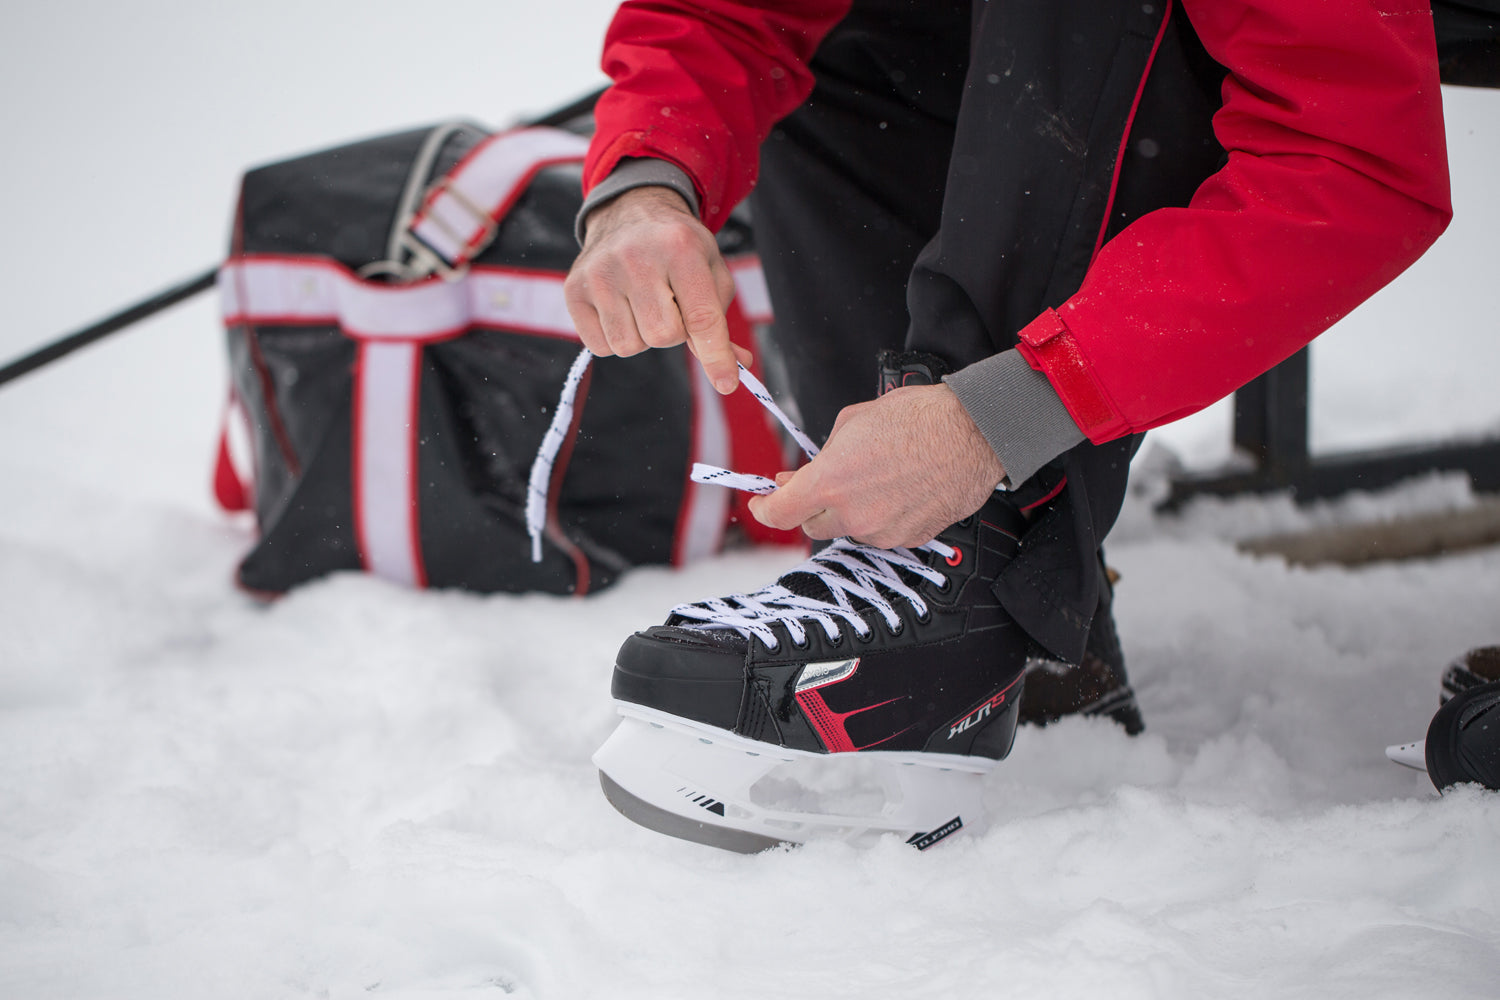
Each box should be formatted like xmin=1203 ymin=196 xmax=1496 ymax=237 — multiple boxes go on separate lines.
xmin=1015 ymin=0 xmax=1453 ymax=444
xmin=585 ymin=0 xmax=850 ymax=233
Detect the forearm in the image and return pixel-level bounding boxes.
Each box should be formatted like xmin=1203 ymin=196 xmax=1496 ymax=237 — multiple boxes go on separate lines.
xmin=1020 ymin=0 xmax=1452 ymax=444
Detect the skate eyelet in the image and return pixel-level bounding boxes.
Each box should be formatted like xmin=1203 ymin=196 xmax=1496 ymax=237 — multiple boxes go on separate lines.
xmin=915 ymin=608 xmax=931 ymax=625
xmin=887 ymin=622 xmax=904 ymax=638
xmin=935 ymin=577 xmax=952 ymax=594
xmin=945 ymin=547 xmax=964 ymax=567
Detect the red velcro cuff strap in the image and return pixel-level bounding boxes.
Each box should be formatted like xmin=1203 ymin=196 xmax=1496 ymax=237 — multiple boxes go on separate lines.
xmin=1014 ymin=310 xmax=1128 ymax=444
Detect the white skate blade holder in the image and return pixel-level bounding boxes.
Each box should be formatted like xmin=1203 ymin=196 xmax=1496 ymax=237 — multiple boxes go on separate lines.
xmin=1385 ymin=739 xmax=1427 ymax=772
xmin=594 ymin=704 xmax=990 ymax=852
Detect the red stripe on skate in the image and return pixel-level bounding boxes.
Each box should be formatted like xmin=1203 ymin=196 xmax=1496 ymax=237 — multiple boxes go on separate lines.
xmin=795 ymin=690 xmax=912 ymax=754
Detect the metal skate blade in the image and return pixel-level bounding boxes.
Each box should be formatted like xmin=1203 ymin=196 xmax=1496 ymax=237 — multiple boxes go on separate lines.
xmin=1385 ymin=739 xmax=1427 ymax=772
xmin=598 ymin=771 xmax=787 ymax=854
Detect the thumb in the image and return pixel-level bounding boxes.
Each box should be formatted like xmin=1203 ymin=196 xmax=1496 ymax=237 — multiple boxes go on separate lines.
xmin=747 ymin=466 xmax=822 ymax=531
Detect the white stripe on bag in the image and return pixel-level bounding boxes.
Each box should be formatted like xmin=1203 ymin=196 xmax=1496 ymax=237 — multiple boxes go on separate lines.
xmin=354 ymin=341 xmax=425 ymax=587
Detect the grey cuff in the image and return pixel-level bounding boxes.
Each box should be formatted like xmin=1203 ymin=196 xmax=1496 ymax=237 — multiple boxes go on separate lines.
xmin=943 ymin=350 xmax=1086 ymax=489
xmin=575 ymin=158 xmax=702 ymax=246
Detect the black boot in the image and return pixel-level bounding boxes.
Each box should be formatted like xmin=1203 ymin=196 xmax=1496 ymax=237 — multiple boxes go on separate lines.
xmin=1017 ymin=559 xmax=1145 ymax=735
xmin=1426 ymin=646 xmax=1500 ymax=792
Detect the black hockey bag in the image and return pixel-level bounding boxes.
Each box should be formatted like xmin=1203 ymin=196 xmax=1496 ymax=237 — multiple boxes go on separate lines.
xmin=214 ymin=121 xmax=792 ymax=597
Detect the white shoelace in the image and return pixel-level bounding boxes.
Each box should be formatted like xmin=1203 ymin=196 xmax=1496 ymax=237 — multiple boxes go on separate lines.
xmin=525 ymin=348 xmax=595 ymax=562
xmin=670 ymin=538 xmax=951 ymax=651
xmin=525 ymin=348 xmax=957 ymax=649
xmin=526 ymin=347 xmax=813 ymax=560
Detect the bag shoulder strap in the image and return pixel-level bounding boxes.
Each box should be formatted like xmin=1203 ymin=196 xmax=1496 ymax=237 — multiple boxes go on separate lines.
xmin=399 ymin=127 xmax=590 ymax=279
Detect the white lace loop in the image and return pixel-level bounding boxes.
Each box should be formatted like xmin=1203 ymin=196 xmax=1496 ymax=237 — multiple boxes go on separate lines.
xmin=669 ymin=537 xmax=951 ymax=651
xmin=525 ymin=348 xmax=958 ymax=568
xmin=525 ymin=348 xmax=594 ymax=562
xmin=688 ymin=466 xmax=778 ymax=494
xmin=680 ymin=359 xmax=956 ymax=560
xmin=526 ymin=350 xmax=815 ymax=562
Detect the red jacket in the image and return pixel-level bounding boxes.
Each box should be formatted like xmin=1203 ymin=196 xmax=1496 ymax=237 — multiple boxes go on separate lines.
xmin=584 ymin=0 xmax=1452 ymax=444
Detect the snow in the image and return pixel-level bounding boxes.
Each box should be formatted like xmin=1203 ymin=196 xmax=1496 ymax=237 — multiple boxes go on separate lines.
xmin=3 ymin=6 xmax=1499 ymax=998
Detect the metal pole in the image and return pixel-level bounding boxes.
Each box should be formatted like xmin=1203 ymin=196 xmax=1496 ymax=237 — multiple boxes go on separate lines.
xmin=0 ymin=87 xmax=607 ymax=392
xmin=0 ymin=267 xmax=219 ymax=389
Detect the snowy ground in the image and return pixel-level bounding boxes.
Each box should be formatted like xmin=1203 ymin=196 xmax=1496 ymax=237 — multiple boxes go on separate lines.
xmin=3 ymin=6 xmax=1499 ymax=999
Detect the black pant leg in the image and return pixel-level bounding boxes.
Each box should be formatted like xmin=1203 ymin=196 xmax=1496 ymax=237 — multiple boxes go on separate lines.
xmin=749 ymin=0 xmax=970 ymax=442
xmin=752 ymin=0 xmax=1218 ymax=662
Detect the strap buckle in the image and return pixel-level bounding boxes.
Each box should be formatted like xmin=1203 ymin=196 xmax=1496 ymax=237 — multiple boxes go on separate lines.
xmin=399 ymin=175 xmax=501 ymax=281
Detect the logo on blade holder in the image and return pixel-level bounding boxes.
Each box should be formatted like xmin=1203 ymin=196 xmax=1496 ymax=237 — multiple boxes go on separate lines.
xmin=907 ymin=817 xmax=963 ymax=850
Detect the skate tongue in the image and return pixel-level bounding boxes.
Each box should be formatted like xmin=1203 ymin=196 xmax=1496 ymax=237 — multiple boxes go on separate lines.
xmin=665 ymin=568 xmax=840 ymax=630
xmin=779 ymin=568 xmax=838 ymax=604
xmin=778 ymin=547 xmax=927 ymax=611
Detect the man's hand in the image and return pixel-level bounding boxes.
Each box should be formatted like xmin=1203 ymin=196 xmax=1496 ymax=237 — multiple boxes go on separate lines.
xmin=564 ymin=186 xmax=750 ymax=395
xmin=748 ymin=384 xmax=1007 ymax=549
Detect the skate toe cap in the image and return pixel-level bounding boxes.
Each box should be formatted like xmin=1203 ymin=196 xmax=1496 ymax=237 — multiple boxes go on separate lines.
xmin=612 ymin=627 xmax=749 ymax=731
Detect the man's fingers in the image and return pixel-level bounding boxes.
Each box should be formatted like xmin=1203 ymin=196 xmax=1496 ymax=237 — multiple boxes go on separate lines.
xmin=565 ymin=186 xmax=744 ymax=383
xmin=687 ymin=336 xmax=755 ymax=370
xmin=798 ymin=508 xmax=845 ymax=542
xmin=595 ymin=293 xmax=652 ymax=357
xmin=571 ymin=274 xmax=753 ymax=379
xmin=686 ymin=317 xmax=740 ymax=394
xmin=563 ymin=269 xmax=614 ymax=356
xmin=670 ymin=262 xmax=740 ymax=394
xmin=627 ymin=284 xmax=690 ymax=352
xmin=564 ymin=299 xmax=608 ymax=356
xmin=747 ymin=466 xmax=829 ymax=532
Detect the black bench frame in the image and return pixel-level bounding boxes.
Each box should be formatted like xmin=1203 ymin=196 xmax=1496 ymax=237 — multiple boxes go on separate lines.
xmin=1162 ymin=349 xmax=1500 ymax=509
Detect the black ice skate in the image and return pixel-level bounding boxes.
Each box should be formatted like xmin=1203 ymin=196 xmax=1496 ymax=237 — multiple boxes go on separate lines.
xmin=545 ymin=358 xmax=1032 ymax=850
xmin=594 ymin=491 xmax=1030 ymax=852
xmin=1386 ymin=646 xmax=1500 ymax=788
xmin=1424 ymin=672 xmax=1500 ymax=792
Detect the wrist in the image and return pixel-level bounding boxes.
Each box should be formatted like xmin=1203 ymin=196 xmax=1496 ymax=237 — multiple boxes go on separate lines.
xmin=576 ymin=158 xmax=701 ymax=245
xmin=581 ymin=186 xmax=697 ymax=248
xmin=943 ymin=350 xmax=1084 ymax=489
xmin=935 ymin=384 xmax=1007 ymax=492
